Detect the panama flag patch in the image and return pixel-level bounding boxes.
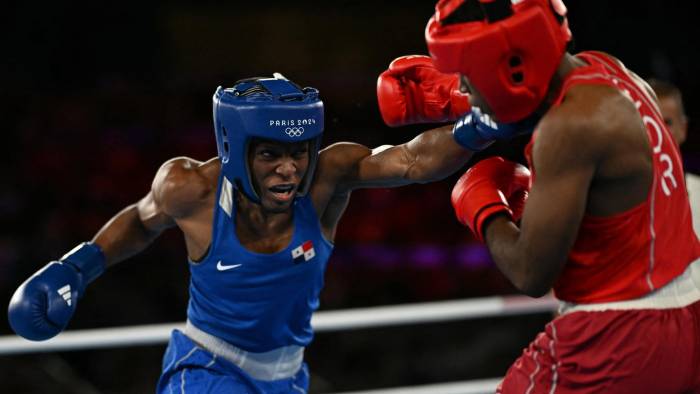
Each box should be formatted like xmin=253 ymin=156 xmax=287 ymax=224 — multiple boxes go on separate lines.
xmin=291 ymin=240 xmax=315 ymax=264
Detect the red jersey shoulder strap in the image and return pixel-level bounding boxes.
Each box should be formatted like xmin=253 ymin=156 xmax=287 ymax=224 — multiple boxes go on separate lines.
xmin=549 ymin=51 xmax=618 ymax=106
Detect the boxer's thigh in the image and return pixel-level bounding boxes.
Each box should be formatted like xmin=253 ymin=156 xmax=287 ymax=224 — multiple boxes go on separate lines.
xmin=500 ymin=308 xmax=697 ymax=394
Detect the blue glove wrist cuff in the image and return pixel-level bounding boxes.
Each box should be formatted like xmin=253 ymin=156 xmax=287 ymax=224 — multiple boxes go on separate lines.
xmin=452 ymin=126 xmax=494 ymax=151
xmin=452 ymin=111 xmax=494 ymax=152
xmin=452 ymin=107 xmax=540 ymax=151
xmin=60 ymin=242 xmax=106 ymax=285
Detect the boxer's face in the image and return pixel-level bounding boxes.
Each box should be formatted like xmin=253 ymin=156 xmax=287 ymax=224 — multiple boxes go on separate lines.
xmin=248 ymin=138 xmax=310 ymax=212
xmin=657 ymin=94 xmax=687 ymax=146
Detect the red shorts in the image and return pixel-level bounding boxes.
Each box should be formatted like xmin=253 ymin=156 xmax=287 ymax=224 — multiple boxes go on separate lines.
xmin=497 ymin=300 xmax=700 ymax=394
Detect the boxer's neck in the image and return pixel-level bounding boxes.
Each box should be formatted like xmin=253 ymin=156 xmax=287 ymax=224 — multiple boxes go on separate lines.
xmin=537 ymin=53 xmax=587 ymax=115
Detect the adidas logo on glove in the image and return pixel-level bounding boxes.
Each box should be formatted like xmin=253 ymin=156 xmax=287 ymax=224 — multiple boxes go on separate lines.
xmin=57 ymin=284 xmax=72 ymax=306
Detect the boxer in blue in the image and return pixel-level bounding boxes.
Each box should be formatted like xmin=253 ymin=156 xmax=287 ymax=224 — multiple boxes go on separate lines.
xmin=7 ymin=72 xmax=517 ymax=393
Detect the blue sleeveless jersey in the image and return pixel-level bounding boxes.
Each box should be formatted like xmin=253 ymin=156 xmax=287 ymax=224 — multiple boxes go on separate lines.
xmin=186 ymin=174 xmax=333 ymax=353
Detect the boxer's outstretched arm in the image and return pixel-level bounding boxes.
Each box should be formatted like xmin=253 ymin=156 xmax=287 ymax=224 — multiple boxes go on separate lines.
xmin=324 ymin=124 xmax=472 ymax=192
xmin=92 ymin=157 xmax=209 ymax=267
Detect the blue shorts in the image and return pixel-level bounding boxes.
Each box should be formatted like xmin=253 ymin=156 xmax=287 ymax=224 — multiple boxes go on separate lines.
xmin=156 ymin=330 xmax=310 ymax=394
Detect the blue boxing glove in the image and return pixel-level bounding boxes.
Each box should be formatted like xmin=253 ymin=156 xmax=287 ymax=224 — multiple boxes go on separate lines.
xmin=452 ymin=107 xmax=537 ymax=151
xmin=8 ymin=242 xmax=105 ymax=341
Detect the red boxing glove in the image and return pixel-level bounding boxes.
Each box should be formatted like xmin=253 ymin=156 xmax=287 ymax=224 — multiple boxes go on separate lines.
xmin=377 ymin=55 xmax=470 ymax=127
xmin=451 ymin=157 xmax=531 ymax=242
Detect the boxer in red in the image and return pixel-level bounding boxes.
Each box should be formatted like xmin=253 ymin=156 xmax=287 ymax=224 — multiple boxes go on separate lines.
xmin=417 ymin=0 xmax=700 ymax=392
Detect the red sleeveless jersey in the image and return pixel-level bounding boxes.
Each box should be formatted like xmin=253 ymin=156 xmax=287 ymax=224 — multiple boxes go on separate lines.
xmin=524 ymin=51 xmax=700 ymax=303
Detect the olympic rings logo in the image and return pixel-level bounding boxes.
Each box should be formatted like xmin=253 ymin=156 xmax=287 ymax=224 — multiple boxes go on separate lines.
xmin=285 ymin=127 xmax=305 ymax=137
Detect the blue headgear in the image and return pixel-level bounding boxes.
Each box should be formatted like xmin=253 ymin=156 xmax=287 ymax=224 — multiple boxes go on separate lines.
xmin=213 ymin=73 xmax=324 ymax=203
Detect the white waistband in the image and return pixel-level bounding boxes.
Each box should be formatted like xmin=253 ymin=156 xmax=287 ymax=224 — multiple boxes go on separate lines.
xmin=184 ymin=321 xmax=304 ymax=381
xmin=559 ymin=257 xmax=700 ymax=315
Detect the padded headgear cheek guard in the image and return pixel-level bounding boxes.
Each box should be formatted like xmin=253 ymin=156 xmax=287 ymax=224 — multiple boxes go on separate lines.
xmin=213 ymin=74 xmax=324 ymax=203
xmin=426 ymin=0 xmax=571 ymax=123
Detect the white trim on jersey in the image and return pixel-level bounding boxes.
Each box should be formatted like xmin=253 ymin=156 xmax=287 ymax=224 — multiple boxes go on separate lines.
xmin=219 ymin=177 xmax=234 ymax=217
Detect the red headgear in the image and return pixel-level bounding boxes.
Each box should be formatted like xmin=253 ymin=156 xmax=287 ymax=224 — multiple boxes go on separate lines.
xmin=426 ymin=0 xmax=571 ymax=123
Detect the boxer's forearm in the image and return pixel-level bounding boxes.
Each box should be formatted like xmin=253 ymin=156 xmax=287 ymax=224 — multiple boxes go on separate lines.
xmin=484 ymin=217 xmax=562 ymax=298
xmin=332 ymin=126 xmax=472 ymax=190
xmin=402 ymin=125 xmax=473 ymax=183
xmin=92 ymin=199 xmax=174 ymax=268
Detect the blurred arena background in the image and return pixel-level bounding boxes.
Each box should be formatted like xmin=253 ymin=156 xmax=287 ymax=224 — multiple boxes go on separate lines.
xmin=1 ymin=1 xmax=699 ymax=392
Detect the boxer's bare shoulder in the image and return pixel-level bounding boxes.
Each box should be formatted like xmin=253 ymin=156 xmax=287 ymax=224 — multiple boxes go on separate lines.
xmin=536 ymin=84 xmax=614 ymax=162
xmin=152 ymin=156 xmax=220 ymax=219
xmin=536 ymin=79 xmax=653 ymax=216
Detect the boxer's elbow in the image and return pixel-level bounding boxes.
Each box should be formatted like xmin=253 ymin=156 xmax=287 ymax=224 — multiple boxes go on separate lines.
xmin=506 ymin=272 xmax=551 ymax=298
xmin=509 ymin=259 xmax=558 ymax=298
xmin=517 ymin=280 xmax=552 ymax=298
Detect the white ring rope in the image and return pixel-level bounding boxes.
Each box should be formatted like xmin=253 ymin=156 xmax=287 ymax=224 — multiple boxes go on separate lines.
xmin=0 ymin=294 xmax=557 ymax=355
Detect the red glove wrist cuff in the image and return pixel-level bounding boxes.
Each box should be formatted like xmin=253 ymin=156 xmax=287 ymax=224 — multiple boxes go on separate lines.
xmin=473 ymin=203 xmax=513 ymax=242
